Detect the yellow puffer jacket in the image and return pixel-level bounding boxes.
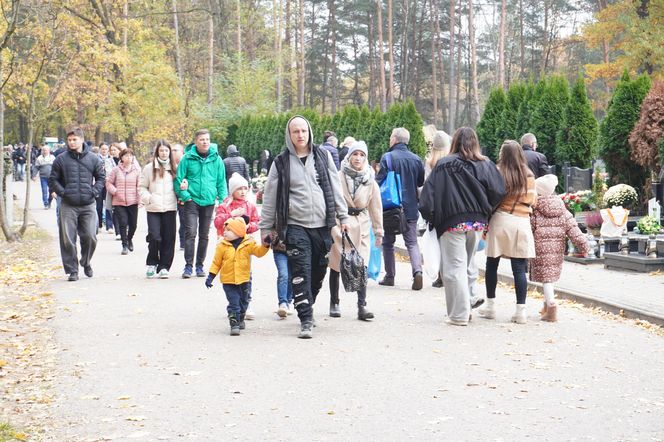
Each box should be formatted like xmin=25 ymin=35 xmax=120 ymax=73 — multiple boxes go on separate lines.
xmin=209 ymin=236 xmax=269 ymax=284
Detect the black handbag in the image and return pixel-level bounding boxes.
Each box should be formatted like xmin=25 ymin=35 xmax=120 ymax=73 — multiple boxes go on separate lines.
xmin=382 ymin=207 xmax=403 ymax=235
xmin=340 ymin=231 xmax=368 ymax=293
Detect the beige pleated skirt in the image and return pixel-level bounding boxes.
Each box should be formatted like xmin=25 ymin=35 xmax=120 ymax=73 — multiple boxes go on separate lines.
xmin=485 ymin=210 xmax=536 ymax=259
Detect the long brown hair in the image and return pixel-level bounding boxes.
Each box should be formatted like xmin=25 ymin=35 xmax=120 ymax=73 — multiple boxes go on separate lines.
xmin=497 ymin=140 xmax=532 ymax=198
xmin=449 ymin=127 xmax=485 ymax=161
xmin=152 ymin=140 xmax=176 ymax=181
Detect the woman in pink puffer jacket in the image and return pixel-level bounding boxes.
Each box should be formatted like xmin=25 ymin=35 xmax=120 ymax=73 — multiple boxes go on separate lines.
xmin=107 ymin=148 xmax=141 ymax=255
xmin=530 ymin=174 xmax=589 ymax=322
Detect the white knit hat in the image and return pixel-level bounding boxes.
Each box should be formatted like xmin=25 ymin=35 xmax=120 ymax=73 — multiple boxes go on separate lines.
xmin=347 ymin=140 xmax=368 ymax=158
xmin=228 ymin=172 xmax=249 ymax=196
xmin=535 ymin=174 xmax=558 ymax=197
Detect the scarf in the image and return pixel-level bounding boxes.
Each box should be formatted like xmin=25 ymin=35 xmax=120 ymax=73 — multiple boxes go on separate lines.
xmin=341 ymin=158 xmax=372 ymax=199
xmin=157 ymin=157 xmax=169 ymax=166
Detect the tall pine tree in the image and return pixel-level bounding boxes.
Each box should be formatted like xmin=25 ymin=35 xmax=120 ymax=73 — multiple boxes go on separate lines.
xmin=556 ymin=76 xmax=599 ymax=168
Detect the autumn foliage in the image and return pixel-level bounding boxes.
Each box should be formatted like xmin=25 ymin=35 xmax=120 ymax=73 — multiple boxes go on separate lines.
xmin=629 ymin=81 xmax=664 ymax=175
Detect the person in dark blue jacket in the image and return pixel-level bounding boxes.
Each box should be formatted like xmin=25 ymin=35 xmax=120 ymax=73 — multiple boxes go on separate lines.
xmin=376 ymin=127 xmax=425 ymax=290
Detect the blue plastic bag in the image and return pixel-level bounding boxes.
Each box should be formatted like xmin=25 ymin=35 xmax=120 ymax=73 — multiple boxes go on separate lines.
xmin=379 ymin=153 xmax=402 ymax=210
xmin=368 ymin=228 xmax=382 ymax=281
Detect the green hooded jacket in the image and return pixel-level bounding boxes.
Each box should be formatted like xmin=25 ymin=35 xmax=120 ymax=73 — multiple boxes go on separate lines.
xmin=175 ymin=143 xmax=227 ymax=206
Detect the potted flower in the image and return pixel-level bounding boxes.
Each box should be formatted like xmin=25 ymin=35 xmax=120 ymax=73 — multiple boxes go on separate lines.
xmin=603 ymin=184 xmax=638 ymax=210
xmin=584 ymin=211 xmax=603 ymax=237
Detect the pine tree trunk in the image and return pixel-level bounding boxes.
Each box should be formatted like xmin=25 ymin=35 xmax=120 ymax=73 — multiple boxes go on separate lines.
xmin=399 ymin=0 xmax=409 ymax=101
xmin=448 ymin=0 xmax=456 ymax=133
xmin=207 ymin=7 xmax=214 ymax=104
xmin=434 ymin=2 xmax=446 ymax=127
xmin=237 ymin=0 xmax=242 ymax=60
xmin=387 ymin=0 xmax=394 ymax=105
xmin=540 ymin=0 xmax=549 ymax=76
xmin=330 ymin=0 xmax=337 ymax=113
xmin=412 ymin=0 xmax=426 ymax=103
xmin=171 ymin=0 xmax=184 ymax=90
xmin=321 ymin=1 xmax=331 ymax=112
xmin=298 ymin=0 xmax=305 ymax=107
xmin=367 ymin=9 xmax=375 ymax=109
xmin=429 ymin=0 xmax=438 ymax=124
xmin=376 ymin=0 xmax=386 ymax=112
xmin=468 ymin=0 xmax=480 ymax=125
xmin=455 ymin=20 xmax=462 ymax=126
xmin=498 ymin=0 xmax=506 ymax=89
xmin=519 ymin=0 xmax=525 ymax=79
xmin=274 ymin=0 xmax=283 ymax=112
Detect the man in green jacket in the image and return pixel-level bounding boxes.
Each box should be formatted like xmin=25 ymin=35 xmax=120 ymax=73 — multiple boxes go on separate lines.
xmin=175 ymin=129 xmax=227 ymax=278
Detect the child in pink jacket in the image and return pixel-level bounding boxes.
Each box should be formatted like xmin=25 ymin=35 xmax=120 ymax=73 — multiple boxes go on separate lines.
xmin=214 ymin=173 xmax=259 ymax=236
xmin=530 ymin=174 xmax=589 ymax=322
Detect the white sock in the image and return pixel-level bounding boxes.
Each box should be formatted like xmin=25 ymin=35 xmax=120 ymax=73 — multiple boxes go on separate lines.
xmin=542 ymin=283 xmax=555 ymax=305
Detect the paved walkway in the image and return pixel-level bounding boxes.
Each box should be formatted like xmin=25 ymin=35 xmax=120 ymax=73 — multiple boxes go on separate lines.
xmin=394 ymin=232 xmax=664 ymax=326
xmin=12 ymin=181 xmax=664 ymax=440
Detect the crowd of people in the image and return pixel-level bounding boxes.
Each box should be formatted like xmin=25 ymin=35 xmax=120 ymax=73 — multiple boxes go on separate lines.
xmin=40 ymin=118 xmax=588 ymax=338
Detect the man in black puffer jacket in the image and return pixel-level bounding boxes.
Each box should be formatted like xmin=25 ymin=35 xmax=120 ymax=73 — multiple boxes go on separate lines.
xmin=49 ymin=127 xmax=105 ymax=281
xmin=223 ymin=144 xmax=250 ymax=186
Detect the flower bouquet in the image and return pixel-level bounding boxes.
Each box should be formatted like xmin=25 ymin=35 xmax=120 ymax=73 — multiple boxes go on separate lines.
xmin=603 ymin=184 xmax=638 ymax=209
xmin=560 ymin=190 xmax=595 ymax=215
xmin=636 ymin=215 xmax=662 ymax=235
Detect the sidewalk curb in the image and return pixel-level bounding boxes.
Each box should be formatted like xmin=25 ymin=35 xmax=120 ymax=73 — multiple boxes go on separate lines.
xmin=394 ymin=245 xmax=664 ymax=327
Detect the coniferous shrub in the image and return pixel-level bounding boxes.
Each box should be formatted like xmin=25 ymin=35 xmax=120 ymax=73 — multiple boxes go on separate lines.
xmin=499 ymin=82 xmax=528 ymax=143
xmin=599 ymin=70 xmax=651 ymax=187
xmin=476 ymin=87 xmax=506 ymax=160
xmin=556 ymin=76 xmax=599 ymax=168
xmin=530 ymin=75 xmax=569 ymax=166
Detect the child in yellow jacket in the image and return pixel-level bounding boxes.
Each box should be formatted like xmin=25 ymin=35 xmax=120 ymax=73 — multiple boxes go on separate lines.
xmin=205 ymin=217 xmax=269 ymax=335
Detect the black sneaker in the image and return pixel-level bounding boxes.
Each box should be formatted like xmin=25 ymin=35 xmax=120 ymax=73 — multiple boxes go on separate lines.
xmin=358 ymin=306 xmax=374 ymax=321
xmin=229 ymin=316 xmax=241 ymax=336
xmin=298 ymin=321 xmax=313 ymax=339
xmin=68 ymin=272 xmax=79 ymax=282
xmin=121 ymin=246 xmax=129 ymax=255
xmin=84 ymin=266 xmax=93 ymax=278
xmin=378 ymin=276 xmax=394 ymax=286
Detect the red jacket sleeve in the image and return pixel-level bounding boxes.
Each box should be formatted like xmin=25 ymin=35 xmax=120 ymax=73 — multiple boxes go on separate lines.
xmin=246 ymin=201 xmax=260 ymax=234
xmin=214 ymin=200 xmax=233 ymax=235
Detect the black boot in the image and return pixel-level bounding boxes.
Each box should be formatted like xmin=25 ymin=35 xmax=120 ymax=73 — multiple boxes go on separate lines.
xmin=329 ymin=270 xmax=341 ymax=317
xmin=127 ymin=239 xmax=134 ymax=252
xmin=379 ymin=276 xmax=394 ymax=286
xmin=239 ymin=312 xmax=246 ymax=330
xmin=229 ymin=314 xmax=240 ymax=336
xmin=432 ymin=272 xmax=444 ymax=288
xmin=358 ymin=305 xmax=374 ymax=321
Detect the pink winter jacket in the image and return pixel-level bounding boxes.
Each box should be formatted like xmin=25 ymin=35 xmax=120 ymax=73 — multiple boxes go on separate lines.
xmin=529 ymin=195 xmax=589 ymax=283
xmin=107 ymin=162 xmax=141 ymax=207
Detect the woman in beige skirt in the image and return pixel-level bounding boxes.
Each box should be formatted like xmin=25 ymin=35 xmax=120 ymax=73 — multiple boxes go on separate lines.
xmin=479 ymin=140 xmax=537 ymax=324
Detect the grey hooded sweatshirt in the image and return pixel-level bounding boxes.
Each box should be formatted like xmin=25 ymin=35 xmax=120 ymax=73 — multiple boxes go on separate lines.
xmin=259 ymin=116 xmax=349 ymax=235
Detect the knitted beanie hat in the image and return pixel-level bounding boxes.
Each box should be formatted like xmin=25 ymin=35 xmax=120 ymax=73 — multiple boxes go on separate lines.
xmin=347 ymin=140 xmax=368 ymax=158
xmin=535 ymin=174 xmax=558 ymax=197
xmin=224 ymin=217 xmax=247 ymax=238
xmin=228 ymin=172 xmax=249 ymax=197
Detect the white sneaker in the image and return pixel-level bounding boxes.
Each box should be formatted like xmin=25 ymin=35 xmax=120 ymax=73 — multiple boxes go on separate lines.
xmin=511 ymin=304 xmax=527 ymax=324
xmin=287 ymin=302 xmax=294 ymax=315
xmin=478 ymin=298 xmax=495 ymax=319
xmin=158 ymin=268 xmax=169 ymax=279
xmin=277 ymin=303 xmax=288 ymax=318
xmin=245 ymin=308 xmax=255 ymax=320
xmin=146 ymin=265 xmax=156 ymax=278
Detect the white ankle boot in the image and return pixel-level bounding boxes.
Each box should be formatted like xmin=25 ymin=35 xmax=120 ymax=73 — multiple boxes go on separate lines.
xmin=478 ymin=298 xmax=495 ymax=319
xmin=511 ymin=304 xmax=527 ymax=324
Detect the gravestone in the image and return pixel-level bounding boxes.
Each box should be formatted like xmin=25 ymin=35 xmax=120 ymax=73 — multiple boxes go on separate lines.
xmin=563 ymin=162 xmax=592 ymax=193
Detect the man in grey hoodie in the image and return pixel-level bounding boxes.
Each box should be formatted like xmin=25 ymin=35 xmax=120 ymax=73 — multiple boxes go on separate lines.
xmin=260 ymin=116 xmax=349 ymax=339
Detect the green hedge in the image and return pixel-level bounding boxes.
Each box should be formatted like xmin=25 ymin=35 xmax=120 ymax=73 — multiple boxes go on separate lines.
xmin=225 ymin=100 xmax=426 ymax=166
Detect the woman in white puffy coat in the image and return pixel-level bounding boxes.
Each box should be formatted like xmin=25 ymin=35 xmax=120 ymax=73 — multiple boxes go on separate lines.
xmin=140 ymin=140 xmax=178 ymax=278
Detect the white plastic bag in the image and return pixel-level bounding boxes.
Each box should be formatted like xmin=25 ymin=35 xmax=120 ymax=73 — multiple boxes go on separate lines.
xmin=421 ymin=226 xmax=441 ymax=280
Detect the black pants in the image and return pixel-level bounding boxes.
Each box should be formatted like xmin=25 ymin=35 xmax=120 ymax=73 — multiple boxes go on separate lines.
xmin=146 ymin=211 xmax=177 ymax=271
xmin=113 ymin=205 xmax=138 ymax=247
xmin=286 ymin=225 xmax=332 ymax=323
xmin=329 ymin=269 xmax=367 ymax=307
xmin=177 ymin=203 xmax=185 ymax=249
xmin=183 ymin=200 xmax=214 ymax=268
xmin=95 ymin=188 xmax=106 ymax=228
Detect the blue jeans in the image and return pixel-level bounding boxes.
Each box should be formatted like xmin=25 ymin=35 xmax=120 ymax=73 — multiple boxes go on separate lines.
xmin=273 ymin=251 xmax=293 ymax=305
xmin=39 ymin=177 xmax=51 ymax=207
xmin=223 ymin=282 xmax=251 ymax=318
